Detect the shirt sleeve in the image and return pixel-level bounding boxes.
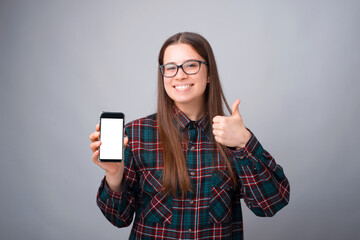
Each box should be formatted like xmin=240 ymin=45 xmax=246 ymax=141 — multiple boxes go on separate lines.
xmin=228 ymin=132 xmax=290 ymax=217
xmin=96 ymin=139 xmax=138 ymax=227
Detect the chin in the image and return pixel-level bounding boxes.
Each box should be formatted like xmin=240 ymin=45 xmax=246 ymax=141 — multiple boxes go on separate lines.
xmin=173 ymin=96 xmax=203 ymax=106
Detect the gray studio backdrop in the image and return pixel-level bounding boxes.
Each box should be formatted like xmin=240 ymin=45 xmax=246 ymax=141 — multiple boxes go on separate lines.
xmin=1 ymin=0 xmax=359 ymax=239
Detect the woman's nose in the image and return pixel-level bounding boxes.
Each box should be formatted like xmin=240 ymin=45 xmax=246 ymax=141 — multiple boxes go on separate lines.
xmin=174 ymin=67 xmax=187 ymax=80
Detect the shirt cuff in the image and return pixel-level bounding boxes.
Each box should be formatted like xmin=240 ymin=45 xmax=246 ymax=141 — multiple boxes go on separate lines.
xmin=101 ymin=176 xmax=125 ymax=200
xmin=228 ymin=131 xmax=263 ymax=165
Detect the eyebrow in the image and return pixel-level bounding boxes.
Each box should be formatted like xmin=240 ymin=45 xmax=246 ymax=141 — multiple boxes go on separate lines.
xmin=163 ymin=59 xmax=201 ymax=65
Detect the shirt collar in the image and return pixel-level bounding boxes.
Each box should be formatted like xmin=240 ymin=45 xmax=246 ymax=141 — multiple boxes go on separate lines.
xmin=173 ymin=105 xmax=212 ymax=139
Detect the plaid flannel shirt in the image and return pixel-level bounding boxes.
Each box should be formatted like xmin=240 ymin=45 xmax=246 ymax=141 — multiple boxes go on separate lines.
xmin=97 ymin=107 xmax=290 ymax=239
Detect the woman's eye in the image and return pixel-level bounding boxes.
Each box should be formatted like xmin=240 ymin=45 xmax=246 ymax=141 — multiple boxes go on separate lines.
xmin=185 ymin=62 xmax=198 ymax=68
xmin=166 ymin=65 xmax=176 ymax=71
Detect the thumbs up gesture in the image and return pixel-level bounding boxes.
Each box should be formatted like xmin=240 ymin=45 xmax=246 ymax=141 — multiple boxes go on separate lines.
xmin=212 ymin=99 xmax=252 ymax=149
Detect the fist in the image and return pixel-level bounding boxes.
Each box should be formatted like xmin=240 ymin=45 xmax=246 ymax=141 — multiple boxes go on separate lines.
xmin=212 ymin=99 xmax=251 ymax=149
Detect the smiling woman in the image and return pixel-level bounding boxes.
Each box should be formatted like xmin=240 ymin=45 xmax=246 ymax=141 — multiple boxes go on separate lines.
xmin=89 ymin=32 xmax=290 ymax=240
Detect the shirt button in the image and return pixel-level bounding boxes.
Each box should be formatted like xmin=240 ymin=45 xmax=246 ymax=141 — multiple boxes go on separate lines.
xmin=190 ymin=200 xmax=194 ymax=204
xmin=190 ymin=171 xmax=195 ymax=176
xmin=239 ymin=156 xmax=244 ymax=159
xmin=248 ymin=152 xmax=252 ymax=157
xmin=190 ymin=146 xmax=195 ymax=150
xmin=188 ymin=228 xmax=192 ymax=233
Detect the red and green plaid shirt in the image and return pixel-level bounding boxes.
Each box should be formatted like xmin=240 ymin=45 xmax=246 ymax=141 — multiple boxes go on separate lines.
xmin=97 ymin=107 xmax=290 ymax=239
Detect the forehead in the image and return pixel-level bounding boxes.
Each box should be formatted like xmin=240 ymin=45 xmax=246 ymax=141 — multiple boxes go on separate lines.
xmin=163 ymin=43 xmax=204 ymax=64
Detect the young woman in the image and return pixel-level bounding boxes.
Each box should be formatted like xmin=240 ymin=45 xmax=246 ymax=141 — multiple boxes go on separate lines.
xmin=89 ymin=32 xmax=290 ymax=239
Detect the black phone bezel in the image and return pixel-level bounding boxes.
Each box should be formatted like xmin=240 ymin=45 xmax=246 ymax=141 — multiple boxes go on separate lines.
xmin=99 ymin=111 xmax=125 ymax=162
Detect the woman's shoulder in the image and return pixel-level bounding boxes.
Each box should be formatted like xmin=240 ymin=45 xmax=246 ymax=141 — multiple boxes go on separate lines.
xmin=125 ymin=113 xmax=157 ymax=129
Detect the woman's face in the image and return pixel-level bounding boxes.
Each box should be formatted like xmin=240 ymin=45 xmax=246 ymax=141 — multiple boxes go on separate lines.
xmin=162 ymin=43 xmax=209 ymax=111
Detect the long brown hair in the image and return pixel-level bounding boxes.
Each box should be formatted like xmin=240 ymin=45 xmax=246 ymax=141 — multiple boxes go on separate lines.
xmin=157 ymin=32 xmax=236 ymax=197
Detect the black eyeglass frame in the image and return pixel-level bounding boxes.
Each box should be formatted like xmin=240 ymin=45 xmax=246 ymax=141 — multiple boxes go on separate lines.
xmin=159 ymin=60 xmax=208 ymax=77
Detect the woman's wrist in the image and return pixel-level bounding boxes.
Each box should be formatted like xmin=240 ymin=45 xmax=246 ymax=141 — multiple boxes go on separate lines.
xmin=236 ymin=129 xmax=252 ymax=149
xmin=105 ymin=171 xmax=123 ymax=192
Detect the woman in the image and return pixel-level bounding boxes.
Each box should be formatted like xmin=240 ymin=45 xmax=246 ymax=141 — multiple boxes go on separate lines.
xmin=89 ymin=32 xmax=290 ymax=239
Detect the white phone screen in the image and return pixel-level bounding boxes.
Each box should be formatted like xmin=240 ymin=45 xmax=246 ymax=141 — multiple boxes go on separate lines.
xmin=99 ymin=118 xmax=124 ymax=160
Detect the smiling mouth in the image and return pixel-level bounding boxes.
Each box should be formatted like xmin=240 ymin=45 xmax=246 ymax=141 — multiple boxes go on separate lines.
xmin=174 ymin=84 xmax=193 ymax=89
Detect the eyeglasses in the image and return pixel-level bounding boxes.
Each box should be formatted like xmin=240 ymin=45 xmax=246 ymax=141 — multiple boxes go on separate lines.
xmin=159 ymin=60 xmax=208 ymax=78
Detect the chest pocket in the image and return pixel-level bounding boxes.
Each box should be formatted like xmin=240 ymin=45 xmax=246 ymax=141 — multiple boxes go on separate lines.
xmin=209 ymin=170 xmax=234 ymax=224
xmin=139 ymin=170 xmax=172 ymax=225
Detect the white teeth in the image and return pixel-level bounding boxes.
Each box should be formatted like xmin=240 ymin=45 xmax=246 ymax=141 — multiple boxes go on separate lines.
xmin=175 ymin=85 xmax=191 ymax=89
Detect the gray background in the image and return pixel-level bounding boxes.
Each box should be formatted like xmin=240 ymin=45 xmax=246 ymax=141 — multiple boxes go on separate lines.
xmin=1 ymin=0 xmax=359 ymax=239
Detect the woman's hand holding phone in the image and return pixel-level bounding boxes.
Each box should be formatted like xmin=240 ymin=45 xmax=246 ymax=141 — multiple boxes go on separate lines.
xmin=89 ymin=123 xmax=129 ymax=192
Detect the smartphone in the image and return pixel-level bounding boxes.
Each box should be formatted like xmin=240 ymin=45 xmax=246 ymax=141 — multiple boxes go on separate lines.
xmin=99 ymin=112 xmax=125 ymax=162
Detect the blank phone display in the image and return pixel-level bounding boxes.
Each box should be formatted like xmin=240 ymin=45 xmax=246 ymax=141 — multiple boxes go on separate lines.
xmin=99 ymin=118 xmax=124 ymax=160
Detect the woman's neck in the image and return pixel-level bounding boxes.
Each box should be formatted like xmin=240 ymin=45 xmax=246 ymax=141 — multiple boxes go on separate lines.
xmin=175 ymin=100 xmax=205 ymax=121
